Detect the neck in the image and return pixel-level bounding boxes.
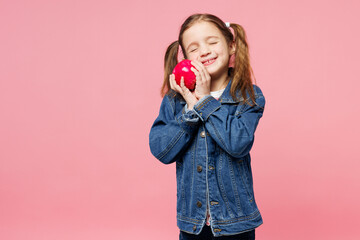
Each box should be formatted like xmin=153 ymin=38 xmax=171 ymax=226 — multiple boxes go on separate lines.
xmin=210 ymin=70 xmax=230 ymax=92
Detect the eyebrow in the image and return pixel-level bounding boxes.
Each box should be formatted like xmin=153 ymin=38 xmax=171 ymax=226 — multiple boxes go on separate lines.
xmin=186 ymin=36 xmax=220 ymax=51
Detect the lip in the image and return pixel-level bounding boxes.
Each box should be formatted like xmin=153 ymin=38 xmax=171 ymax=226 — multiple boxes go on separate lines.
xmin=202 ymin=57 xmax=217 ymax=66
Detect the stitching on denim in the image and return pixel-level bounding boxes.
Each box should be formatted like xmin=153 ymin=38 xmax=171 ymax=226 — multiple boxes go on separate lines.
xmin=237 ymin=104 xmax=247 ymax=115
xmin=177 ymin=159 xmax=186 ymax=216
xmin=196 ymin=96 xmax=212 ymax=111
xmin=166 ymin=94 xmax=176 ymax=115
xmin=228 ymin=155 xmax=242 ymax=213
xmin=216 ymin=148 xmax=235 ymax=218
xmin=220 ymin=96 xmax=243 ymax=103
xmin=220 ymin=91 xmax=263 ymax=104
xmin=202 ymin=104 xmax=221 ymax=121
xmin=213 ymin=210 xmax=261 ymax=225
xmin=209 ymin=111 xmax=256 ymax=158
xmin=177 ymin=215 xmax=204 ymax=224
xmin=175 ymin=115 xmax=186 ymax=133
xmin=237 ymin=160 xmax=254 ymax=201
xmin=166 ymin=90 xmax=176 ymax=99
xmin=181 ymin=164 xmax=186 ymax=215
xmin=157 ymin=129 xmax=184 ymax=160
xmin=204 ymin=125 xmax=211 ymax=225
xmin=195 ymin=97 xmax=212 ymax=111
xmin=209 ymin=120 xmax=228 ymax=155
xmin=176 ymin=113 xmax=195 ymax=136
xmin=189 ymin=138 xmax=196 ymax=216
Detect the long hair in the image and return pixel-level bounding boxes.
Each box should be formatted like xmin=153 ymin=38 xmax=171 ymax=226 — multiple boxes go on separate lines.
xmin=161 ymin=13 xmax=257 ymax=106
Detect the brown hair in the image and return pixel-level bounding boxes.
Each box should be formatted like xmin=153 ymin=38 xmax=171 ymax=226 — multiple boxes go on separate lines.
xmin=161 ymin=13 xmax=257 ymax=106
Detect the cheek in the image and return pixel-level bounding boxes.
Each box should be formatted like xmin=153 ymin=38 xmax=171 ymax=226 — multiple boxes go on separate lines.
xmin=215 ymin=44 xmax=229 ymax=55
xmin=187 ymin=53 xmax=199 ymax=61
xmin=216 ymin=47 xmax=227 ymax=56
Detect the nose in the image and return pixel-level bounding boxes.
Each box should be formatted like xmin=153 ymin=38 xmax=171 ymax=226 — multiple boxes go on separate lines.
xmin=199 ymin=44 xmax=211 ymax=57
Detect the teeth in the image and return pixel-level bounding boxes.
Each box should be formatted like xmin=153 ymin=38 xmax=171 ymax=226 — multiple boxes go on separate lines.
xmin=204 ymin=58 xmax=215 ymax=64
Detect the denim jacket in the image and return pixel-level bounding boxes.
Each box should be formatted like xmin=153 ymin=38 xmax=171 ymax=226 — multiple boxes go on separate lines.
xmin=149 ymin=79 xmax=265 ymax=237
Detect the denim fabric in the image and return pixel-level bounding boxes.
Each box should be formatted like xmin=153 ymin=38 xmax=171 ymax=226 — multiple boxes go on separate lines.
xmin=180 ymin=225 xmax=255 ymax=240
xmin=149 ymin=79 xmax=265 ymax=237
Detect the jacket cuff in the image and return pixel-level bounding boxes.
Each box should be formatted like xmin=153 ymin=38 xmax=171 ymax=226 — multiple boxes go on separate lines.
xmin=175 ymin=107 xmax=200 ymax=134
xmin=193 ymin=95 xmax=221 ymax=121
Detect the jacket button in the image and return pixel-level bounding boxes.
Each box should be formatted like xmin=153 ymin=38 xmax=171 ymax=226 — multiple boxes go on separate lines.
xmin=214 ymin=228 xmax=222 ymax=232
xmin=200 ymin=131 xmax=206 ymax=138
xmin=209 ymin=166 xmax=215 ymax=170
xmin=197 ymin=201 xmax=202 ymax=208
xmin=210 ymin=201 xmax=219 ymax=205
xmin=197 ymin=165 xmax=202 ymax=172
xmin=193 ymin=225 xmax=197 ymax=231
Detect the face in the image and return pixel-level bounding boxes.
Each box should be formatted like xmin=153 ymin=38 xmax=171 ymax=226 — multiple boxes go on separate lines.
xmin=182 ymin=21 xmax=235 ymax=78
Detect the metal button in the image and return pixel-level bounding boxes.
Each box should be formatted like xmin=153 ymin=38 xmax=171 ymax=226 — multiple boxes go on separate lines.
xmin=209 ymin=166 xmax=215 ymax=170
xmin=197 ymin=165 xmax=202 ymax=172
xmin=210 ymin=201 xmax=219 ymax=205
xmin=193 ymin=225 xmax=197 ymax=231
xmin=200 ymin=131 xmax=206 ymax=138
xmin=214 ymin=228 xmax=222 ymax=232
xmin=196 ymin=201 xmax=202 ymax=208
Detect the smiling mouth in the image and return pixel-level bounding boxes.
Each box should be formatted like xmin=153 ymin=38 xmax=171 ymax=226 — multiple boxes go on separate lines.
xmin=202 ymin=58 xmax=217 ymax=66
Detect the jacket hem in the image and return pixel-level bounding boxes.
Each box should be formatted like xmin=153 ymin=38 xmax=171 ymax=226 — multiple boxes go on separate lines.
xmin=177 ymin=211 xmax=263 ymax=237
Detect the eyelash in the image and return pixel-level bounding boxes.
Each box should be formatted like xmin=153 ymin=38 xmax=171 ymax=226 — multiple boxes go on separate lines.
xmin=190 ymin=42 xmax=218 ymax=52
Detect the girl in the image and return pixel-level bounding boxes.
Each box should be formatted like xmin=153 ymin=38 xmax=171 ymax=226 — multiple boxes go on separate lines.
xmin=149 ymin=13 xmax=265 ymax=239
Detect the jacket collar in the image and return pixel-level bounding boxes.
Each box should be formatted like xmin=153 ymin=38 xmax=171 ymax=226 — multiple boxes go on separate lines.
xmin=217 ymin=78 xmax=243 ymax=103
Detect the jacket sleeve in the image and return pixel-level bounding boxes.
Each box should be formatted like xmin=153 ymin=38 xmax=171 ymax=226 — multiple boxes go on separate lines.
xmin=193 ymin=86 xmax=265 ymax=158
xmin=149 ymin=94 xmax=200 ymax=164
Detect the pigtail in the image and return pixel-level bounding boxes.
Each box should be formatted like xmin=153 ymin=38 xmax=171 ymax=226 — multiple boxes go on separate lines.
xmin=229 ymin=23 xmax=257 ymax=106
xmin=161 ymin=41 xmax=180 ymax=97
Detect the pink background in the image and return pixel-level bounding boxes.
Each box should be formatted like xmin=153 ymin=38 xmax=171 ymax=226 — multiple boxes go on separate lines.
xmin=1 ymin=0 xmax=360 ymax=239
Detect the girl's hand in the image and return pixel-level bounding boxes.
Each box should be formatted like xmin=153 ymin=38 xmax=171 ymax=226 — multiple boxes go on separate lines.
xmin=169 ymin=74 xmax=198 ymax=110
xmin=190 ymin=60 xmax=211 ymax=100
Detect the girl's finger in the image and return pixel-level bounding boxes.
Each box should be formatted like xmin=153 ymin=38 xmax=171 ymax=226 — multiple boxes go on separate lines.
xmin=170 ymin=74 xmax=182 ymax=94
xmin=170 ymin=75 xmax=180 ymax=92
xmin=190 ymin=61 xmax=205 ymax=83
xmin=191 ymin=60 xmax=210 ymax=81
xmin=190 ymin=66 xmax=201 ymax=83
xmin=179 ymin=77 xmax=185 ymax=91
xmin=169 ymin=74 xmax=175 ymax=90
xmin=180 ymin=76 xmax=185 ymax=88
xmin=180 ymin=77 xmax=191 ymax=94
xmin=174 ymin=77 xmax=184 ymax=94
xmin=180 ymin=77 xmax=189 ymax=92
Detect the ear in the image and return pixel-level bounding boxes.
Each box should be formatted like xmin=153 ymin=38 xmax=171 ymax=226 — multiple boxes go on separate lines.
xmin=229 ymin=41 xmax=236 ymax=55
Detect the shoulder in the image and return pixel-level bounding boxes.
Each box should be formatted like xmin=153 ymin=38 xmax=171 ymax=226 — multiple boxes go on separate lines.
xmin=241 ymin=84 xmax=265 ymax=102
xmin=165 ymin=89 xmax=185 ymax=102
xmin=163 ymin=90 xmax=185 ymax=111
xmin=251 ymin=84 xmax=265 ymax=109
xmin=238 ymin=84 xmax=265 ymax=108
xmin=252 ymin=84 xmax=264 ymax=98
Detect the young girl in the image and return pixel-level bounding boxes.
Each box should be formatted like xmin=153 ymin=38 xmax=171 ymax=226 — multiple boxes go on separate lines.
xmin=149 ymin=13 xmax=265 ymax=239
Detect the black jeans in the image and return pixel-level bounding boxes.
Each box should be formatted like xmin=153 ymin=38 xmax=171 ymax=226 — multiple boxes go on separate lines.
xmin=179 ymin=225 xmax=255 ymax=240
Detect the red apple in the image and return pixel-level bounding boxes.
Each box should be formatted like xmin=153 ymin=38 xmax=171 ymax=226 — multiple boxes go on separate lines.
xmin=172 ymin=60 xmax=196 ymax=90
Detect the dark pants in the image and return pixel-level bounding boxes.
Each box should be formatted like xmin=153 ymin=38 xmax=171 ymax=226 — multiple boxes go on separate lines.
xmin=179 ymin=225 xmax=255 ymax=240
